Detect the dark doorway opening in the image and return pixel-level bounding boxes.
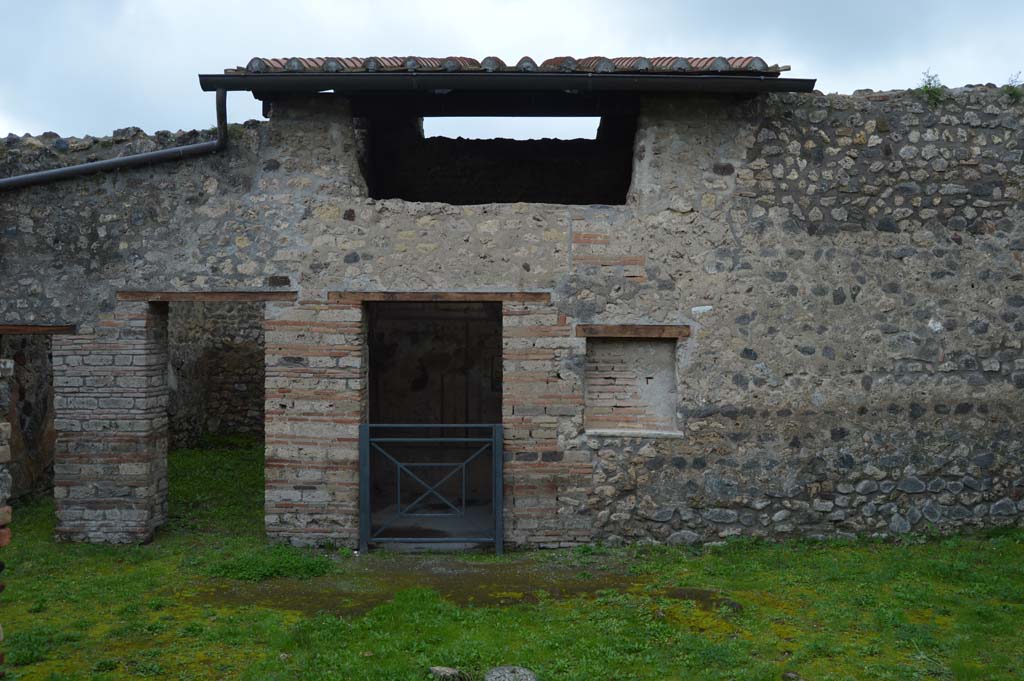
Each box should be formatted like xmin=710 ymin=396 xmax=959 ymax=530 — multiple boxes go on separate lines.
xmin=164 ymin=300 xmax=266 ymax=535
xmin=362 ymin=302 xmax=503 ymax=550
xmin=368 ymin=302 xmax=502 ymax=425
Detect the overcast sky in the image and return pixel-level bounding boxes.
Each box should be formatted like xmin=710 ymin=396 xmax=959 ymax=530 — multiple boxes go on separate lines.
xmin=2 ymin=0 xmax=1022 ymax=140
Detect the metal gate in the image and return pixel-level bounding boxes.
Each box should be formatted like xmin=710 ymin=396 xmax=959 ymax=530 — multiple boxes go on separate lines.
xmin=359 ymin=424 xmax=503 ymax=553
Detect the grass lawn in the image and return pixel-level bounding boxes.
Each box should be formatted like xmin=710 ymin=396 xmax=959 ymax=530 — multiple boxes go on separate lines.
xmin=3 ymin=435 xmax=1023 ymax=680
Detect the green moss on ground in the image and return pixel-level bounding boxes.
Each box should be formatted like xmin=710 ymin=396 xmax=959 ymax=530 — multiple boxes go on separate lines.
xmin=4 ymin=436 xmax=1023 ymax=679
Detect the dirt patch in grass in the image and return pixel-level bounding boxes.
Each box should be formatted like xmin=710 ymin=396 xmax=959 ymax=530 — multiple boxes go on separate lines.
xmin=192 ymin=555 xmax=740 ymax=617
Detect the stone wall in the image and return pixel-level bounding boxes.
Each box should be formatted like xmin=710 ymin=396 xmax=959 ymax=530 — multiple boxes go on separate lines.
xmin=0 ymin=335 xmax=55 ymax=500
xmin=586 ymin=89 xmax=1024 ymax=544
xmin=167 ymin=301 xmax=264 ymax=447
xmin=1 ymin=84 xmax=1022 ymax=546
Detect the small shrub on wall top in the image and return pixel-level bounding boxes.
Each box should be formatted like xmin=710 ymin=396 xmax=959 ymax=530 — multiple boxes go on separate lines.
xmin=1003 ymin=71 xmax=1022 ymax=103
xmin=917 ymin=69 xmax=945 ymax=107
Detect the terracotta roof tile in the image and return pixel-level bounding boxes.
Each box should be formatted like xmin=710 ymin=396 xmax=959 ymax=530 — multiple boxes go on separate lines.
xmin=230 ymin=55 xmax=786 ymax=76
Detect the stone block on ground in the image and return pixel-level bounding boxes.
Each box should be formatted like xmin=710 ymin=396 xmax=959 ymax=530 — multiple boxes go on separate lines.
xmin=485 ymin=667 xmax=537 ymax=681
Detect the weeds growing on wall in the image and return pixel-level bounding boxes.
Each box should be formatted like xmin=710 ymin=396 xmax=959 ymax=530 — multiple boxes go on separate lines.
xmin=917 ymin=69 xmax=946 ymax=107
xmin=1003 ymin=72 xmax=1023 ymax=104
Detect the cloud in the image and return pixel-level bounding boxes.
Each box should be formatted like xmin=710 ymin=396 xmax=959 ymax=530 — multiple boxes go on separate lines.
xmin=1 ymin=0 xmax=1021 ymax=138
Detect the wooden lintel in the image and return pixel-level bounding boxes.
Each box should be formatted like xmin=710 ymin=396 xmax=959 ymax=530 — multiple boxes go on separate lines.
xmin=117 ymin=291 xmax=298 ymax=303
xmin=0 ymin=324 xmax=77 ymax=335
xmin=576 ymin=324 xmax=691 ymax=339
xmin=328 ymin=291 xmax=551 ymax=304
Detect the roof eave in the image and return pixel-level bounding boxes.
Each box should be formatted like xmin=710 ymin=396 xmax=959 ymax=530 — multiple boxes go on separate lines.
xmin=197 ymin=72 xmax=816 ymax=96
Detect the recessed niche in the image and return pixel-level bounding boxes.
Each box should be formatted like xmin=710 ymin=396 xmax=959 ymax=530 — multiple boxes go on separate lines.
xmin=584 ymin=338 xmax=678 ymax=433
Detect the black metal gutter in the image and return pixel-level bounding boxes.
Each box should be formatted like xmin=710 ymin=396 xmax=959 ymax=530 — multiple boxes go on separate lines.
xmin=198 ymin=72 xmax=816 ymax=96
xmin=0 ymin=90 xmax=228 ymax=192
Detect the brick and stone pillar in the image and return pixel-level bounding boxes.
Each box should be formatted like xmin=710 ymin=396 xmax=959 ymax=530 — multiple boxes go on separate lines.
xmin=502 ymin=299 xmax=592 ymax=547
xmin=264 ymin=300 xmax=364 ymax=546
xmin=0 ymin=358 xmax=14 ymax=504
xmin=51 ymin=301 xmax=169 ymax=543
xmin=0 ymin=359 xmax=11 ymax=581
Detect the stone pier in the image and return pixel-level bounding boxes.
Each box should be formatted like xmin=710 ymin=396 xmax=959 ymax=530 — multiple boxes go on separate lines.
xmin=51 ymin=302 xmax=169 ymax=543
xmin=263 ymin=300 xmax=364 ymax=546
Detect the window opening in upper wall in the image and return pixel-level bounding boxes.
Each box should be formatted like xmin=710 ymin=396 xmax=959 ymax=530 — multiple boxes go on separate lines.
xmin=364 ymin=115 xmax=636 ymax=205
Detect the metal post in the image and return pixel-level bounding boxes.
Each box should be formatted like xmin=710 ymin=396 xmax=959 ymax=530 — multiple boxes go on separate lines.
xmin=493 ymin=424 xmax=504 ymax=555
xmin=358 ymin=423 xmax=370 ymax=553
